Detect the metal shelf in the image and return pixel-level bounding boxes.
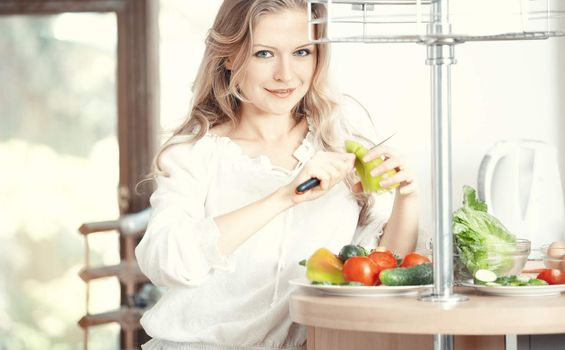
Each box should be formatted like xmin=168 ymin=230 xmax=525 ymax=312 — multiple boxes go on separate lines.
xmin=308 ymin=0 xmax=565 ymax=44
xmin=309 ymin=31 xmax=565 ymax=44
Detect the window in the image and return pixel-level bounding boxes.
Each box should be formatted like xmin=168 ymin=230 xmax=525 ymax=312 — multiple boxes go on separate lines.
xmin=0 ymin=1 xmax=158 ymax=349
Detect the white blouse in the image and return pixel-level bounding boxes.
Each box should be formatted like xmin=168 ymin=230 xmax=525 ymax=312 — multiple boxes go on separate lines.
xmin=135 ymin=128 xmax=394 ymax=350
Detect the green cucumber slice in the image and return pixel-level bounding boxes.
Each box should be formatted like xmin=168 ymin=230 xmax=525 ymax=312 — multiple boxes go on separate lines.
xmin=474 ymin=269 xmax=497 ymax=284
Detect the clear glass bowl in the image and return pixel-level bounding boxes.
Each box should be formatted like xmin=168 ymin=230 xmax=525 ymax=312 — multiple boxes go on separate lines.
xmin=454 ymin=238 xmax=531 ymax=281
xmin=541 ymin=243 xmax=565 ymax=272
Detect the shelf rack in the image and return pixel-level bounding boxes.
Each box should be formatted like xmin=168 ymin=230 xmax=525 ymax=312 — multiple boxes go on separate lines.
xmin=307 ymin=1 xmax=565 ymax=349
xmin=308 ymin=0 xmax=565 ymax=44
xmin=77 ymin=208 xmax=152 ymax=350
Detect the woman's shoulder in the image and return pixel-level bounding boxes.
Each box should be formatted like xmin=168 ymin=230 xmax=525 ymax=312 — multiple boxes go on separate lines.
xmin=162 ymin=132 xmax=230 ymax=162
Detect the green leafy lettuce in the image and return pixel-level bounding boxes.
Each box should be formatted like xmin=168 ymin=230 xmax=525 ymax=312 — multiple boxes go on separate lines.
xmin=453 ymin=185 xmax=516 ymax=275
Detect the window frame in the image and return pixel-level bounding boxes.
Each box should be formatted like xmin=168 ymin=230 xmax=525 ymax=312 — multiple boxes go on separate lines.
xmin=0 ymin=0 xmax=159 ymax=214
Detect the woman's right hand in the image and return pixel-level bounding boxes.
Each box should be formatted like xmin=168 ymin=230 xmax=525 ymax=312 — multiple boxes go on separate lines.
xmin=285 ymin=151 xmax=355 ymax=204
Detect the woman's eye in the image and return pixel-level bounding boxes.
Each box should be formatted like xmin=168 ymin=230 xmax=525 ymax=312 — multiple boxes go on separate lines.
xmin=254 ymin=50 xmax=273 ymax=58
xmin=294 ymin=49 xmax=311 ymax=57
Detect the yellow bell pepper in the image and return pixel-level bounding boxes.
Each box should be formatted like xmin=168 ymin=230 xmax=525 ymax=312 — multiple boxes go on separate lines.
xmin=345 ymin=139 xmax=398 ymax=193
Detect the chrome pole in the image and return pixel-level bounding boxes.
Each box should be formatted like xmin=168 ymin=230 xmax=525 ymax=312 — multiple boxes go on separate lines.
xmin=426 ymin=41 xmax=460 ymax=300
xmin=418 ymin=1 xmax=467 ymax=349
xmin=419 ymin=0 xmax=468 ymax=301
xmin=435 ymin=334 xmax=454 ymax=350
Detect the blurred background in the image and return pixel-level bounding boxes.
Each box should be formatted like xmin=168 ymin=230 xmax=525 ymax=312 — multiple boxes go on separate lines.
xmin=0 ymin=0 xmax=564 ymax=349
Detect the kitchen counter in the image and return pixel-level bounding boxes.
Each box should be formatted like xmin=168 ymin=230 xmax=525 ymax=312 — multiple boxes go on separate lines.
xmin=289 ymin=286 xmax=565 ymax=350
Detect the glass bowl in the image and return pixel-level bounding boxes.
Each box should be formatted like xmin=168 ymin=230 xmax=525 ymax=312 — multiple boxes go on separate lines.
xmin=540 ymin=242 xmax=565 ymax=272
xmin=454 ymin=238 xmax=531 ymax=281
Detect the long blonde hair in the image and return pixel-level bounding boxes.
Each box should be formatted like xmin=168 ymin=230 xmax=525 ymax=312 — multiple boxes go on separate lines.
xmin=153 ymin=0 xmax=373 ymax=224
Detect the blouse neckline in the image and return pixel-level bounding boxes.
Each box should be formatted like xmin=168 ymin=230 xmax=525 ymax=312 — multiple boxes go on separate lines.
xmin=205 ymin=117 xmax=316 ymax=175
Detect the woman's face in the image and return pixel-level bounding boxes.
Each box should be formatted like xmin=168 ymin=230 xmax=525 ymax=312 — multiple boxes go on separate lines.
xmin=237 ymin=8 xmax=317 ymax=118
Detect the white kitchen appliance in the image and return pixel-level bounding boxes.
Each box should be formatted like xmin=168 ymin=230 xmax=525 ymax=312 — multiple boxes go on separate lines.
xmin=478 ymin=139 xmax=565 ymax=253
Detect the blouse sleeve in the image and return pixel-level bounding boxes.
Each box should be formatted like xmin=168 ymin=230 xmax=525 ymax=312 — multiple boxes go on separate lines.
xmin=350 ymin=191 xmax=394 ymax=250
xmin=135 ymin=139 xmax=233 ymax=288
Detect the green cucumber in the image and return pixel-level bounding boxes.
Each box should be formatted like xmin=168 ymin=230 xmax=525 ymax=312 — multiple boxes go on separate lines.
xmin=527 ymin=278 xmax=548 ymax=286
xmin=379 ymin=263 xmax=433 ymax=286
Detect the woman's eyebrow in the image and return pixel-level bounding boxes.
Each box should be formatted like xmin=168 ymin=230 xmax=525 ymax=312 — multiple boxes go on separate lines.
xmin=252 ymin=44 xmax=276 ymax=49
xmin=294 ymin=43 xmax=314 ymax=49
xmin=252 ymin=43 xmax=314 ymax=50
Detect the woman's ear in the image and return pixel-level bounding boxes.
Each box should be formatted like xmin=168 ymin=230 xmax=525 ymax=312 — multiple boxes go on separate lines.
xmin=224 ymin=58 xmax=233 ymax=71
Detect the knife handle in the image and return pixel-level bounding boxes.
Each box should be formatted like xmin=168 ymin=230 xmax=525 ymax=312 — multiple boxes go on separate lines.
xmin=295 ymin=178 xmax=321 ymax=194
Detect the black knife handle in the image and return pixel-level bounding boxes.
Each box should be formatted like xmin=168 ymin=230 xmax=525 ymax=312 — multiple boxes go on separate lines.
xmin=295 ymin=178 xmax=321 ymax=194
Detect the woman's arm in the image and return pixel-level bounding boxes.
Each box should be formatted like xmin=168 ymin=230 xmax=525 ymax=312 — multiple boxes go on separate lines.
xmin=215 ymin=187 xmax=293 ymax=255
xmin=215 ymin=151 xmax=355 ymax=255
xmin=360 ymin=144 xmax=419 ymax=257
xmin=136 ymin=142 xmax=353 ymax=287
xmin=379 ymin=191 xmax=418 ymax=257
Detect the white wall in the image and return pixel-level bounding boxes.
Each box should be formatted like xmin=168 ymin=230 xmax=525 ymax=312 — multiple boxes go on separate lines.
xmin=558 ymin=41 xmax=565 ymax=215
xmin=330 ymin=39 xmax=565 ymax=233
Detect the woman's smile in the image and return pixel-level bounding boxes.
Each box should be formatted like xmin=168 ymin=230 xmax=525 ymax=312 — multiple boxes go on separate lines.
xmin=265 ymin=87 xmax=296 ymax=98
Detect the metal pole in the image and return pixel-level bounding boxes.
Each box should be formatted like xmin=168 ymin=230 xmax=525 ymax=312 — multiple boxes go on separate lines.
xmin=419 ymin=0 xmax=468 ymax=301
xmin=418 ymin=2 xmax=467 ymax=349
xmin=435 ymin=334 xmax=454 ymax=350
xmin=432 ymin=41 xmax=454 ymax=294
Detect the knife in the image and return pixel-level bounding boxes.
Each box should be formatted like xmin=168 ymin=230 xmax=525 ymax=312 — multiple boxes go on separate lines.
xmin=295 ymin=133 xmax=396 ymax=194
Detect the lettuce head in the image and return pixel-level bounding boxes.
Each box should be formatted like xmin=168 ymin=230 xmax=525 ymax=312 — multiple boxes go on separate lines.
xmin=453 ymin=185 xmax=517 ymax=275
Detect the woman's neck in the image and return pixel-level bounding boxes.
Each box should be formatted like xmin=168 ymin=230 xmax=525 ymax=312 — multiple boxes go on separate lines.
xmin=231 ymin=109 xmax=304 ymax=144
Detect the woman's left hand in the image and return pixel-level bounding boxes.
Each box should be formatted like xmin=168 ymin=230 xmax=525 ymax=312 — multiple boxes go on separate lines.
xmin=357 ymin=144 xmax=418 ymax=197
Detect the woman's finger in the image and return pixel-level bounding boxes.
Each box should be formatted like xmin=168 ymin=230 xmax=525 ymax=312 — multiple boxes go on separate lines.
xmin=362 ymin=145 xmax=396 ymax=163
xmin=398 ymin=181 xmax=418 ymax=196
xmin=370 ymin=157 xmax=404 ymax=177
xmin=379 ymin=168 xmax=414 ymax=188
xmin=324 ymin=164 xmax=342 ymax=184
xmin=343 ymin=153 xmax=356 ymax=169
xmin=311 ymin=169 xmax=331 ymax=191
xmin=338 ymin=157 xmax=356 ymax=175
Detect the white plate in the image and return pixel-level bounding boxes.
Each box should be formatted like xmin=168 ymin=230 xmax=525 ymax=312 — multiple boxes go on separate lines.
xmin=289 ymin=278 xmax=432 ymax=297
xmin=461 ymin=280 xmax=565 ymax=297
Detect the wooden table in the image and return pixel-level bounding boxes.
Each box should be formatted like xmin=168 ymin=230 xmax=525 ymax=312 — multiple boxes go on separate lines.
xmin=290 ymin=287 xmax=565 ymax=350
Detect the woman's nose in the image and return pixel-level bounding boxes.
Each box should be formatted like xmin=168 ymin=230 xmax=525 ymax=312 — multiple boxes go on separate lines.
xmin=274 ymin=57 xmax=292 ymax=82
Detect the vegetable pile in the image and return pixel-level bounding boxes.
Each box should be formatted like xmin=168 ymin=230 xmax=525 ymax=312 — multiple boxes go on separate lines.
xmin=473 ymin=269 xmax=547 ymax=287
xmin=453 ymin=186 xmax=517 ymax=276
xmin=300 ymin=245 xmax=432 ymax=287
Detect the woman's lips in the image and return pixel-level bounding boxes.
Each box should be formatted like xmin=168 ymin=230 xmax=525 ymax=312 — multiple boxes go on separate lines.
xmin=265 ymin=88 xmax=295 ymax=98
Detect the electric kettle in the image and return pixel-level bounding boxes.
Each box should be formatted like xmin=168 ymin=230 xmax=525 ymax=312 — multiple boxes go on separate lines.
xmin=477 ymin=139 xmax=565 ymax=253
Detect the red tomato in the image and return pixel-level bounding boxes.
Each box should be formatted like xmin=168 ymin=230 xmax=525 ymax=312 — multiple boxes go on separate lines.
xmin=537 ymin=269 xmax=565 ymax=285
xmin=342 ymin=256 xmax=379 ymax=286
xmin=372 ymin=246 xmax=395 ymax=257
xmin=400 ymin=252 xmax=431 ymax=268
xmin=368 ymin=251 xmax=398 ymax=285
xmin=368 ymin=252 xmax=398 ymax=271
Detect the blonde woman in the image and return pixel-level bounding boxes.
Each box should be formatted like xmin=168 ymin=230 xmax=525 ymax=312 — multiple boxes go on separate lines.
xmin=135 ymin=0 xmax=419 ymax=349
